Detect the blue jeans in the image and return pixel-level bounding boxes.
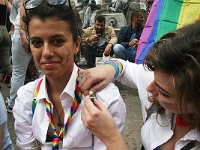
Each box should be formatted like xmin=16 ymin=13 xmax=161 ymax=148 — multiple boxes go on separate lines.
xmin=7 ymin=30 xmax=31 ymax=108
xmin=113 ymin=44 xmax=136 ymax=62
xmin=0 ymin=92 xmax=14 ymax=149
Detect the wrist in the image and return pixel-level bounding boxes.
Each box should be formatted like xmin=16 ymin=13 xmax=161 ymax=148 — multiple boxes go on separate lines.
xmin=105 ymin=130 xmax=128 ymax=150
xmin=103 ymin=60 xmax=123 ymax=79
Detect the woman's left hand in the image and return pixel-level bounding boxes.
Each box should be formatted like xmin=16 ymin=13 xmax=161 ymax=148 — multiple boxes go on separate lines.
xmin=81 ymin=95 xmax=128 ymax=150
xmin=81 ymin=95 xmax=120 ymax=144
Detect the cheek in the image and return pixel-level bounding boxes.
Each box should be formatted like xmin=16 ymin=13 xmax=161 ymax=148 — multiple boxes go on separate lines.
xmin=157 ymin=95 xmax=176 ymax=107
xmin=31 ymin=50 xmax=41 ymax=62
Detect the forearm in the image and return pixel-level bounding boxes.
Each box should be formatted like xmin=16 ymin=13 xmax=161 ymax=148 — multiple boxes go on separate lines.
xmin=106 ymin=132 xmax=128 ymax=150
xmin=103 ymin=59 xmax=124 ymax=79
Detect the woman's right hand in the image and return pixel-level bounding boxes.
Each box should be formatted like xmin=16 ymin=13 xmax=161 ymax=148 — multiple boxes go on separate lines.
xmin=81 ymin=96 xmax=128 ymax=150
xmin=78 ymin=65 xmax=116 ymax=95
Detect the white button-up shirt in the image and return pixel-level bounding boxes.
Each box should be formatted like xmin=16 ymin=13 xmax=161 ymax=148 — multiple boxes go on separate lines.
xmin=13 ymin=65 xmax=126 ymax=150
xmin=117 ymin=59 xmax=200 ymax=150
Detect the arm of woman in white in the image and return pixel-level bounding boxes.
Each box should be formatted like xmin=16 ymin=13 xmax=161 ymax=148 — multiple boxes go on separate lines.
xmin=79 ymin=59 xmax=154 ymax=121
xmin=13 ymin=85 xmax=37 ymax=149
xmin=116 ymin=59 xmax=154 ymax=121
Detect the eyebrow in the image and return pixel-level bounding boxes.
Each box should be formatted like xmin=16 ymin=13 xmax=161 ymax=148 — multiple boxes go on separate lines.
xmin=154 ymin=81 xmax=171 ymax=95
xmin=30 ymin=35 xmax=65 ymax=40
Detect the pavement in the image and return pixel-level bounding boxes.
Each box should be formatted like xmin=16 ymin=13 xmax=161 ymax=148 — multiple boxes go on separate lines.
xmin=0 ymin=73 xmax=143 ymax=150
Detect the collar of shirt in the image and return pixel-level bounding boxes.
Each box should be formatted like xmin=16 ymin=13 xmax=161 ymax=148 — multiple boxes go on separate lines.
xmin=34 ymin=65 xmax=79 ymax=106
xmin=141 ymin=110 xmax=200 ymax=149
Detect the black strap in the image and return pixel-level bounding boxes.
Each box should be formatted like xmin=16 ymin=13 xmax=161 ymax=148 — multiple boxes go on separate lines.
xmin=145 ymin=106 xmax=156 ymax=122
xmin=180 ymin=140 xmax=196 ymax=150
xmin=142 ymin=105 xmax=196 ymax=150
xmin=141 ymin=145 xmax=145 ymax=150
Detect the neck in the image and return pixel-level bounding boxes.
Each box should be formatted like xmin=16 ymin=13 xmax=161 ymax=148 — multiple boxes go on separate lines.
xmin=46 ymin=68 xmax=74 ymax=96
xmin=131 ymin=22 xmax=136 ymax=30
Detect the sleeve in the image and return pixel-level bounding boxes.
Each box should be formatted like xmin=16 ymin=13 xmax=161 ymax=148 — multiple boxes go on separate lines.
xmin=107 ymin=27 xmax=117 ymax=45
xmin=82 ymin=27 xmax=93 ymax=43
xmin=13 ymin=85 xmax=37 ymax=150
xmin=93 ymin=83 xmax=126 ymax=150
xmin=115 ymin=59 xmax=154 ymax=121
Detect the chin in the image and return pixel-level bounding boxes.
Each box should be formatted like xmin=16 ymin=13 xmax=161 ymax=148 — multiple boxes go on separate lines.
xmin=160 ymin=104 xmax=177 ymax=113
xmin=43 ymin=71 xmax=59 ymax=78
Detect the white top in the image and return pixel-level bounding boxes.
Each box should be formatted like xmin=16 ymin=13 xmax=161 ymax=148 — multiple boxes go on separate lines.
xmin=13 ymin=65 xmax=126 ymax=150
xmin=117 ymin=59 xmax=200 ymax=150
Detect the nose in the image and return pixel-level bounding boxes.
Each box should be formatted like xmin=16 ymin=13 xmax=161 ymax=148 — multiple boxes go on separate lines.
xmin=96 ymin=25 xmax=101 ymax=29
xmin=43 ymin=43 xmax=54 ymax=58
xmin=146 ymin=81 xmax=158 ymax=97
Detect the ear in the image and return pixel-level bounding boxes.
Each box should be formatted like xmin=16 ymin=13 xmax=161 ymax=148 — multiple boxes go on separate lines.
xmin=74 ymin=36 xmax=81 ymax=55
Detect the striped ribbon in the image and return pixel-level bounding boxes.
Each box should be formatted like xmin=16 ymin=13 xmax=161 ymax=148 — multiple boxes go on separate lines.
xmin=33 ymin=71 xmax=82 ymax=150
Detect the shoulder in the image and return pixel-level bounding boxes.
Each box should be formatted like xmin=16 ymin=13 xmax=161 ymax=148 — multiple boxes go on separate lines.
xmin=18 ymin=79 xmax=40 ymax=96
xmin=141 ymin=111 xmax=172 ymax=149
xmin=83 ymin=26 xmax=95 ymax=32
xmin=96 ymin=83 xmax=124 ymax=107
xmin=14 ymin=78 xmax=43 ymax=119
xmin=17 ymin=78 xmax=42 ymax=105
xmin=105 ymin=25 xmax=115 ymax=31
xmin=120 ymin=25 xmax=131 ymax=30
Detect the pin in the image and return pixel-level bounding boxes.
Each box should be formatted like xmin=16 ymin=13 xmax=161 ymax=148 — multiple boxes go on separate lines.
xmin=89 ymin=90 xmax=96 ymax=103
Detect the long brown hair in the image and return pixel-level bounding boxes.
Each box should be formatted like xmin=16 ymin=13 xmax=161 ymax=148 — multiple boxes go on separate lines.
xmin=143 ymin=20 xmax=200 ymax=130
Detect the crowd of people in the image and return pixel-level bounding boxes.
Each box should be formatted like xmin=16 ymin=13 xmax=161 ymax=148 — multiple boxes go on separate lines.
xmin=1 ymin=0 xmax=200 ymax=149
xmin=81 ymin=9 xmax=144 ymax=67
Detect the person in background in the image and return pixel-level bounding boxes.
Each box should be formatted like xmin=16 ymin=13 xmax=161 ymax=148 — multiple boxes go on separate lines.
xmin=81 ymin=15 xmax=117 ymax=67
xmin=6 ymin=0 xmax=32 ymax=113
xmin=80 ymin=20 xmax=200 ymax=149
xmin=82 ymin=0 xmax=99 ymax=29
xmin=0 ymin=0 xmax=12 ymax=84
xmin=0 ymin=92 xmax=14 ymax=150
xmin=113 ymin=10 xmax=144 ymax=62
xmin=146 ymin=0 xmax=154 ymax=13
xmin=13 ymin=0 xmax=125 ymax=149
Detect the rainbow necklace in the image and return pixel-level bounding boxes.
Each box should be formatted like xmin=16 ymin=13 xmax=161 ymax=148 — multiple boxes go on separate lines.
xmin=33 ymin=71 xmax=82 ymax=150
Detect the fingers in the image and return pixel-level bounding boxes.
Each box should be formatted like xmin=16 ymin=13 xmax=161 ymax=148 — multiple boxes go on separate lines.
xmin=79 ymin=70 xmax=100 ymax=95
xmin=81 ymin=95 xmax=98 ymax=128
xmin=78 ymin=73 xmax=91 ymax=95
xmin=89 ymin=80 xmax=108 ymax=94
xmin=78 ymin=67 xmax=113 ymax=96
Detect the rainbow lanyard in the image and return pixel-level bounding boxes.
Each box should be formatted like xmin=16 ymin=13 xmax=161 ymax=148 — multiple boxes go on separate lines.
xmin=32 ymin=71 xmax=82 ymax=150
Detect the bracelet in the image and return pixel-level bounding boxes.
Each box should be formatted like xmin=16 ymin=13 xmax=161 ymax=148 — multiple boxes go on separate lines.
xmin=103 ymin=60 xmax=123 ymax=78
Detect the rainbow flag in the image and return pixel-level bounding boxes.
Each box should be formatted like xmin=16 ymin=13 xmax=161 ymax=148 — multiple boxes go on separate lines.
xmin=135 ymin=0 xmax=200 ymax=64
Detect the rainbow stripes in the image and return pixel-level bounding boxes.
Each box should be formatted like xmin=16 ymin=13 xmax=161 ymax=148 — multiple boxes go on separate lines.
xmin=32 ymin=71 xmax=82 ymax=149
xmin=135 ymin=0 xmax=200 ymax=64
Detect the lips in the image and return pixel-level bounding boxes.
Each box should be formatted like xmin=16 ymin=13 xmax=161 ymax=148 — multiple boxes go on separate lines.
xmin=41 ymin=61 xmax=60 ymax=69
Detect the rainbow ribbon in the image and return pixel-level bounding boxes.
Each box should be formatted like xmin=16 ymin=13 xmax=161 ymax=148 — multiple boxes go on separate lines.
xmin=33 ymin=71 xmax=82 ymax=149
xmin=135 ymin=0 xmax=200 ymax=64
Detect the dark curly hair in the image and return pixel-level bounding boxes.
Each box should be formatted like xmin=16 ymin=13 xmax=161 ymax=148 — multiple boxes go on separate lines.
xmin=23 ymin=0 xmax=80 ymax=42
